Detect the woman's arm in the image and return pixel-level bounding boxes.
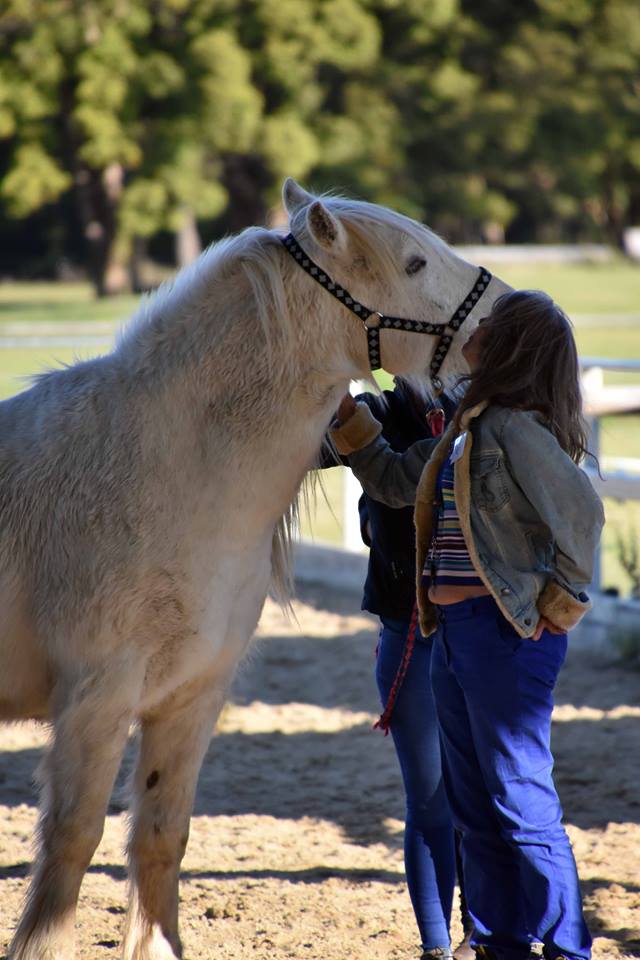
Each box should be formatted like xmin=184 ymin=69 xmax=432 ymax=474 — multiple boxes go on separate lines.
xmin=330 ymin=401 xmax=439 ymax=508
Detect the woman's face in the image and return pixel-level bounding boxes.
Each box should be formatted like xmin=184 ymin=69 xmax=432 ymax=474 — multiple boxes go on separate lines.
xmin=461 ymin=315 xmax=491 ymax=371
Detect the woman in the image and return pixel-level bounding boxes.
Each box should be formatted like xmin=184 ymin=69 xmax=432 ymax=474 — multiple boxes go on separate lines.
xmin=331 ymin=290 xmax=604 ymax=960
xmin=322 ymin=382 xmax=470 ymax=960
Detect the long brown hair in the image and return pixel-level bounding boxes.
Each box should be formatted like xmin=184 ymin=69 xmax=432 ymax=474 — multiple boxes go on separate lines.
xmin=453 ymin=289 xmax=590 ymax=464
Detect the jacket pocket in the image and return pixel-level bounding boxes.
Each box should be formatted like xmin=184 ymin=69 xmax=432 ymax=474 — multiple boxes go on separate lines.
xmin=470 ymin=453 xmax=510 ymax=513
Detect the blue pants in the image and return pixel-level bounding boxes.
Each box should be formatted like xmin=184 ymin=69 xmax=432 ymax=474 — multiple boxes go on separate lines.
xmin=431 ymin=596 xmax=591 ymax=960
xmin=376 ymin=618 xmax=456 ymax=950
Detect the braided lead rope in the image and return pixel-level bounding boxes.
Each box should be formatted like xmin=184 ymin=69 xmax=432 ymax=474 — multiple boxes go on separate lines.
xmin=373 ymin=602 xmax=420 ymax=735
xmin=280 ymin=233 xmax=491 ymax=375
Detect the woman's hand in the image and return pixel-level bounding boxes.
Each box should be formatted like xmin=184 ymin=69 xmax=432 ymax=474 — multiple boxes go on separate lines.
xmin=335 ymin=393 xmax=357 ymax=425
xmin=532 ymin=616 xmax=564 ymax=641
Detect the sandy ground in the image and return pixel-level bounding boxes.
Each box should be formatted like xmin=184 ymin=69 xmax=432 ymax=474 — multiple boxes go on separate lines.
xmin=1 ymin=581 xmax=639 ymax=960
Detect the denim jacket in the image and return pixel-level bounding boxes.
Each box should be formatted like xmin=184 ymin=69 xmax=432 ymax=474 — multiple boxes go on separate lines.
xmin=331 ymin=400 xmax=605 ymax=639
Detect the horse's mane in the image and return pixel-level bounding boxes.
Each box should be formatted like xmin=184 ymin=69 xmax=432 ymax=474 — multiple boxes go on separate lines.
xmin=117 ymin=227 xmax=293 ymax=371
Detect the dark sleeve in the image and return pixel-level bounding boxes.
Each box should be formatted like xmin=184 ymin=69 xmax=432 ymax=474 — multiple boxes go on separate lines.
xmin=358 ymin=494 xmax=372 ymax=548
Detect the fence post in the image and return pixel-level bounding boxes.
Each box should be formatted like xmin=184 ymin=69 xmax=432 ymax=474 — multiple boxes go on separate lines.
xmin=583 ymin=365 xmax=603 ymax=592
xmin=342 ymin=380 xmax=368 ymax=552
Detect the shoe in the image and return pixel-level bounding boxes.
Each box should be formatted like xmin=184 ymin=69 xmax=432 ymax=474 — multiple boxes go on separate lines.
xmin=468 ymin=948 xmax=534 ymax=960
xmin=453 ymin=932 xmax=476 ymax=960
xmin=473 ymin=948 xmax=498 ymax=960
xmin=421 ymin=949 xmax=455 ymax=960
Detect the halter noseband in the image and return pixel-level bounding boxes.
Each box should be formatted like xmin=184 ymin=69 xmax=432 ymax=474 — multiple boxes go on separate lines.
xmin=280 ymin=232 xmax=491 ymax=389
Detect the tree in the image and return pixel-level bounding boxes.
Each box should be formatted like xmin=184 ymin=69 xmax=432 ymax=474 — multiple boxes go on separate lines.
xmin=1 ymin=0 xmax=639 ymax=289
xmin=0 ymin=0 xmax=382 ymax=294
xmin=0 ymin=2 xmax=260 ymax=293
xmin=313 ymin=0 xmax=640 ymax=246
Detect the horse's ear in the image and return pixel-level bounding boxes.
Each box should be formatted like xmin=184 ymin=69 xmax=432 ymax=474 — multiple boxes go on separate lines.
xmin=306 ymin=200 xmax=345 ymax=251
xmin=282 ymin=177 xmax=312 ymax=214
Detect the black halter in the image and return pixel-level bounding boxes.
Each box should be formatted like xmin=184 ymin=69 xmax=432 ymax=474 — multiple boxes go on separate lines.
xmin=280 ymin=232 xmax=491 ymax=389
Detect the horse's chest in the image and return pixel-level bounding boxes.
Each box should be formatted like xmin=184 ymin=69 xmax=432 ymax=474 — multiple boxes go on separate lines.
xmin=137 ymin=543 xmax=271 ymax=712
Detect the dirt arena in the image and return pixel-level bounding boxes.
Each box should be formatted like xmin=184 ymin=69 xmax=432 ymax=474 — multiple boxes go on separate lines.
xmin=1 ymin=582 xmax=639 ymax=959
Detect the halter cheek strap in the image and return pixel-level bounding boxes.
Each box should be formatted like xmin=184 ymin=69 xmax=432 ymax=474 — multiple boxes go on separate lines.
xmin=280 ymin=232 xmax=491 ymax=384
xmin=429 ymin=266 xmax=492 ymax=389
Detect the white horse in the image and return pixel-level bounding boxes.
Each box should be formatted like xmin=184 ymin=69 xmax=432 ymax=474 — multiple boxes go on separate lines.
xmin=0 ymin=178 xmax=509 ymax=960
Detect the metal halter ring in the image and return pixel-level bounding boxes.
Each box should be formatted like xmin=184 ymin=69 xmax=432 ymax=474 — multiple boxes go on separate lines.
xmin=364 ymin=312 xmax=383 ymax=330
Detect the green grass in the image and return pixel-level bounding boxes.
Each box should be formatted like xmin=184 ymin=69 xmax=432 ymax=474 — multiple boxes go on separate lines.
xmin=0 ymin=281 xmax=137 ymax=327
xmin=0 ymin=346 xmax=114 ymax=399
xmin=492 ymin=259 xmax=640 ymax=316
xmin=0 ymin=347 xmax=69 ymax=398
xmin=1 ymin=259 xmax=638 ymax=325
xmin=1 ymin=272 xmax=639 ymax=595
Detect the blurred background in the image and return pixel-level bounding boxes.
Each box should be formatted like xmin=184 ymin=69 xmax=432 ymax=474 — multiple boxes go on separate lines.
xmin=0 ymin=0 xmax=639 ymax=597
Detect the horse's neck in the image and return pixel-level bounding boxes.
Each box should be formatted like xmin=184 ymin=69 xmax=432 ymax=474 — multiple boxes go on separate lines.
xmin=118 ymin=269 xmax=355 ymax=525
xmin=193 ymin=370 xmax=349 ymax=525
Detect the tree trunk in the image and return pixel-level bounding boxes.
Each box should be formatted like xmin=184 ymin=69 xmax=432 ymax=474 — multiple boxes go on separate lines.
xmin=100 ymin=163 xmax=128 ymax=295
xmin=129 ymin=236 xmax=148 ymax=293
xmin=72 ymin=163 xmax=127 ymax=297
xmin=602 ymin=159 xmax=626 ymax=250
xmin=221 ymin=154 xmax=270 ymax=231
xmin=59 ymin=77 xmax=128 ymax=296
xmin=175 ymin=208 xmax=201 ymax=269
xmin=627 ymin=187 xmax=640 ymax=228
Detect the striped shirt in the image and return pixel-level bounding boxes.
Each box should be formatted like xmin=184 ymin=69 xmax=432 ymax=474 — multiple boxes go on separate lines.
xmin=423 ymin=453 xmax=484 ymax=587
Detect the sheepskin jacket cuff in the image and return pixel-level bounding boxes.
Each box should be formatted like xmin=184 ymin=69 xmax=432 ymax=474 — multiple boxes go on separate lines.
xmin=330 ymin=403 xmax=382 ymax=455
xmin=538 ymin=580 xmax=592 ymax=632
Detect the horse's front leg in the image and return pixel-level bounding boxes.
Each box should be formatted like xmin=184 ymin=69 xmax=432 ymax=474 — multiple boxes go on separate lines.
xmin=122 ymin=674 xmax=228 ymax=960
xmin=8 ymin=655 xmax=144 ymax=960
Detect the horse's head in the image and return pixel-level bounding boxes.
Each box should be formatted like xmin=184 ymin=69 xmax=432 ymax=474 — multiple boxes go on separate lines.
xmin=282 ymin=178 xmax=511 ymax=391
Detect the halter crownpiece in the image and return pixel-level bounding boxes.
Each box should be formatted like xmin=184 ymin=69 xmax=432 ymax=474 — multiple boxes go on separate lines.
xmin=280 ymin=232 xmax=491 ymax=384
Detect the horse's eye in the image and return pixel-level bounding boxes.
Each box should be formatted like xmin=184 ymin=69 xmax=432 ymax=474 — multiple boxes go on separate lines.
xmin=406 ymin=257 xmax=427 ymax=276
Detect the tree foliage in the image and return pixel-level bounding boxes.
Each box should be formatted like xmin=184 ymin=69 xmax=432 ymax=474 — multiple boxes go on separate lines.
xmin=0 ymin=0 xmax=638 ymax=292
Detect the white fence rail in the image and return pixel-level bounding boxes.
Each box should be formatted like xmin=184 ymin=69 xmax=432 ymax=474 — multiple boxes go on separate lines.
xmin=582 ymin=358 xmax=640 ymax=591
